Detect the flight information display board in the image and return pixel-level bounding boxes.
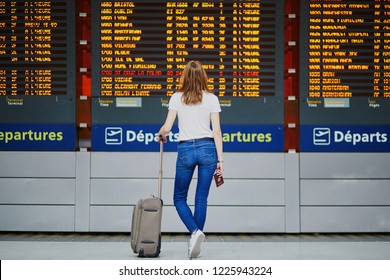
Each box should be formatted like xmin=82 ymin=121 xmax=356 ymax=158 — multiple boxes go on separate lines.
xmin=0 ymin=0 xmax=76 ymax=150
xmin=92 ymin=0 xmax=281 ymax=98
xmin=0 ymin=0 xmax=74 ymax=97
xmin=91 ymin=0 xmax=285 ymax=151
xmin=300 ymin=0 xmax=390 ymax=152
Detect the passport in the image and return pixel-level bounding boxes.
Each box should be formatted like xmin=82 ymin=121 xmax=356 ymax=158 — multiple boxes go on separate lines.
xmin=214 ymin=173 xmax=224 ymax=187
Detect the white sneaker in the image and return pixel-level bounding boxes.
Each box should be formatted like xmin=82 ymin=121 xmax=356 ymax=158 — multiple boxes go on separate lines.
xmin=188 ymin=230 xmax=205 ymax=259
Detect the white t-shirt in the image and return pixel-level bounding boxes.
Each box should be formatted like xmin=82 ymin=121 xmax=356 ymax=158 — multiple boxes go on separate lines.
xmin=168 ymin=91 xmax=221 ymax=141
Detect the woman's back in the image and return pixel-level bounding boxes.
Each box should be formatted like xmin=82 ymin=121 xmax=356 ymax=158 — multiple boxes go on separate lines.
xmin=169 ymin=91 xmax=221 ymax=141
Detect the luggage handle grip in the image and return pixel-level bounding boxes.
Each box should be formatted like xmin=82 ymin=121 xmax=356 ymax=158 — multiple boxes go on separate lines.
xmin=158 ymin=135 xmax=164 ymax=199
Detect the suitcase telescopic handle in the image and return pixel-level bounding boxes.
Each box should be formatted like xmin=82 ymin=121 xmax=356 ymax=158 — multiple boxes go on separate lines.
xmin=158 ymin=135 xmax=164 ymax=199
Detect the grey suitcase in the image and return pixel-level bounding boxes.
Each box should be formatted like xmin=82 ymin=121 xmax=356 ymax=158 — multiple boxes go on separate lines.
xmin=130 ymin=140 xmax=164 ymax=257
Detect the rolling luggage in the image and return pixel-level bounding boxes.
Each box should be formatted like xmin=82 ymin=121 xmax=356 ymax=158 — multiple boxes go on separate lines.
xmin=130 ymin=139 xmax=164 ymax=257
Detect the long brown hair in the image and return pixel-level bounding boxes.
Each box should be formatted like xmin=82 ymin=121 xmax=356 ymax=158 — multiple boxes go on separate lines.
xmin=179 ymin=60 xmax=211 ymax=105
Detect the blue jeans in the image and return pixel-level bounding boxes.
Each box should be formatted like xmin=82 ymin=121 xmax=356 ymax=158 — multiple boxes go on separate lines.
xmin=173 ymin=138 xmax=217 ymax=233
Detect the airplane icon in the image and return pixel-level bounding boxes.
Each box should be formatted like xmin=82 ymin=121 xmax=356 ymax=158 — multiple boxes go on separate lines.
xmin=105 ymin=127 xmax=123 ymax=145
xmin=313 ymin=128 xmax=331 ymax=145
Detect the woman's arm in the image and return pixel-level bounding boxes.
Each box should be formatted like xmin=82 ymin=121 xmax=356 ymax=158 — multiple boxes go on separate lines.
xmin=211 ymin=112 xmax=224 ymax=176
xmin=158 ymin=109 xmax=177 ymax=141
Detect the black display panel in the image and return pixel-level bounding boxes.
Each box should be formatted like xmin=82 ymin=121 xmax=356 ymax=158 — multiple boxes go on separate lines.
xmin=91 ymin=0 xmax=284 ymax=125
xmin=300 ymin=0 xmax=390 ymax=125
xmin=0 ymin=0 xmax=76 ymax=123
xmin=299 ymin=0 xmax=390 ymax=152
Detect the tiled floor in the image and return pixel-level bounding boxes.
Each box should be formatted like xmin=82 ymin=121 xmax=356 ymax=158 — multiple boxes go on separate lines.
xmin=2 ymin=232 xmax=390 ymax=242
xmin=1 ymin=232 xmax=390 ymax=260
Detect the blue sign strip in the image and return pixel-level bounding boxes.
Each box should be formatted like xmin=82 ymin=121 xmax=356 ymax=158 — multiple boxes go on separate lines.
xmin=300 ymin=125 xmax=390 ymax=152
xmin=92 ymin=124 xmax=284 ymax=152
xmin=0 ymin=124 xmax=76 ymax=151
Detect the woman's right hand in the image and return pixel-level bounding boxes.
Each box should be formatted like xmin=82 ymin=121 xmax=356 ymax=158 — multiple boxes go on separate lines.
xmin=216 ymin=161 xmax=224 ymax=176
xmin=158 ymin=134 xmax=167 ymax=143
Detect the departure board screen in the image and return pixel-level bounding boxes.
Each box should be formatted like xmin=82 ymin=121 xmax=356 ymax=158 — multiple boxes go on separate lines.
xmin=0 ymin=0 xmax=76 ymax=124
xmin=91 ymin=0 xmax=283 ymax=98
xmin=300 ymin=0 xmax=390 ymax=125
xmin=300 ymin=0 xmax=390 ymax=152
xmin=304 ymin=1 xmax=390 ymax=99
xmin=91 ymin=0 xmax=285 ymax=151
xmin=0 ymin=0 xmax=74 ymax=96
xmin=0 ymin=0 xmax=76 ymax=150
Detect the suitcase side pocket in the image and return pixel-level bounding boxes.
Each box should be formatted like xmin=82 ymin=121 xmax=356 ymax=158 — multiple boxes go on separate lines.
xmin=130 ymin=199 xmax=143 ymax=253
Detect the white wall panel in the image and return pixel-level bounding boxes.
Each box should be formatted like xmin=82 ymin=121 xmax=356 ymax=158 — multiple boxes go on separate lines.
xmin=0 ymin=205 xmax=75 ymax=231
xmin=0 ymin=178 xmax=75 ymax=204
xmin=90 ymin=205 xmax=285 ymax=233
xmin=206 ymin=206 xmax=286 ymax=233
xmin=90 ymin=153 xmax=285 ymax=179
xmin=300 ymin=153 xmax=390 ymax=179
xmin=0 ymin=152 xmax=76 ymax=178
xmin=1 ymin=151 xmax=387 ymax=233
xmin=91 ymin=178 xmax=285 ymax=206
xmin=300 ymin=153 xmax=390 ymax=233
xmin=301 ymin=207 xmax=390 ymax=232
xmin=91 ymin=152 xmax=177 ymax=178
xmin=90 ymin=179 xmax=161 ymax=205
xmin=223 ymin=153 xmax=285 ymax=179
xmin=285 ymin=153 xmax=300 ymax=233
xmin=301 ymin=180 xmax=390 ymax=206
xmin=75 ymin=152 xmax=91 ymax=232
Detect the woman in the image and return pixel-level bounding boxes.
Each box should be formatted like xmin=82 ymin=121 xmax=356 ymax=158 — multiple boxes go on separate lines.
xmin=158 ymin=60 xmax=224 ymax=258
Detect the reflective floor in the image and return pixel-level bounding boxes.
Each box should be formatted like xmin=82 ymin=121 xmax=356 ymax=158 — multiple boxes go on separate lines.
xmin=1 ymin=232 xmax=390 ymax=260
